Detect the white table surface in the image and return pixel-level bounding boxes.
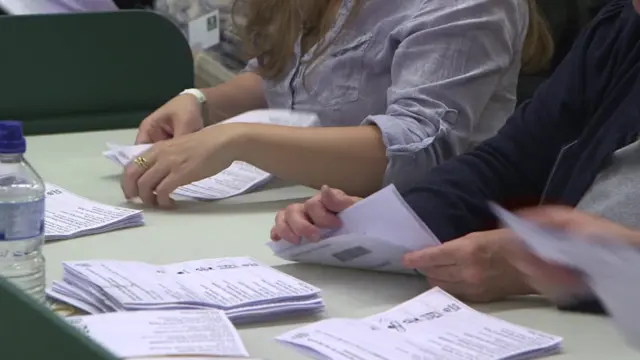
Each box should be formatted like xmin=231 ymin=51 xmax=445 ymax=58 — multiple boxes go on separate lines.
xmin=29 ymin=129 xmax=637 ymax=359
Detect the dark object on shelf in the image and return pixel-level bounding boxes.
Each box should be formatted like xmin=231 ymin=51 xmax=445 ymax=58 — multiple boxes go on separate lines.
xmin=114 ymin=0 xmax=155 ymax=9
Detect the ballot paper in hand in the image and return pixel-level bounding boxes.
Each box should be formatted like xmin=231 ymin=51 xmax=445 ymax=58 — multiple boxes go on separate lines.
xmin=66 ymin=310 xmax=249 ymax=359
xmin=46 ymin=256 xmax=325 ymax=324
xmin=45 ymin=184 xmax=143 ymax=241
xmin=103 ymin=109 xmax=320 ymax=201
xmin=267 ymin=185 xmax=440 ymax=274
xmin=277 ymin=287 xmax=562 ymax=360
xmin=490 ymin=203 xmax=640 ymax=350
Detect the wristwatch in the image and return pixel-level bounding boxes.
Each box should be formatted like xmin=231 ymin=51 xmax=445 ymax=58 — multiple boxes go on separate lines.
xmin=179 ymin=88 xmax=210 ymax=125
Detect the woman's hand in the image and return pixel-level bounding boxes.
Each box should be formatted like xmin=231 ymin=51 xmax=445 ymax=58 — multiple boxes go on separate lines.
xmin=504 ymin=206 xmax=640 ymax=302
xmin=135 ymin=94 xmax=205 ymax=144
xmin=271 ymin=186 xmax=362 ymax=244
xmin=121 ymin=123 xmax=246 ymax=208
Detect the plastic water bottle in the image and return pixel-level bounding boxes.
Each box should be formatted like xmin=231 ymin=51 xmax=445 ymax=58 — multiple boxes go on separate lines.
xmin=0 ymin=121 xmax=46 ymax=303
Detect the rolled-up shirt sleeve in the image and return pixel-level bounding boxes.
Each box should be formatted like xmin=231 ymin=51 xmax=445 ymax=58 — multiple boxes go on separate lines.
xmin=362 ymin=0 xmax=524 ymax=192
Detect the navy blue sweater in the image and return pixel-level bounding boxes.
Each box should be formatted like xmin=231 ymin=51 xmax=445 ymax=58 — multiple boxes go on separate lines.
xmin=404 ymin=0 xmax=640 ymax=315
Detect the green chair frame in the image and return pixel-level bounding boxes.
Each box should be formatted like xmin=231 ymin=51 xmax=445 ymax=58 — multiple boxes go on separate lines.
xmin=0 ymin=10 xmax=194 ymax=135
xmin=0 ymin=277 xmax=118 ymax=360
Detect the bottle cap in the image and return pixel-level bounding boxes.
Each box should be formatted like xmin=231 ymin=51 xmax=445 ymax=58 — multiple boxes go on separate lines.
xmin=0 ymin=121 xmax=26 ymax=154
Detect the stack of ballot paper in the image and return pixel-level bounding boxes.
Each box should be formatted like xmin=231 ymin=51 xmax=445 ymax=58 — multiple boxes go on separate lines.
xmin=46 ymin=256 xmax=325 ymax=324
xmin=66 ymin=310 xmax=249 ymax=359
xmin=104 ymin=109 xmax=320 ymax=201
xmin=277 ymin=287 xmax=563 ymax=360
xmin=45 ymin=184 xmax=143 ymax=241
xmin=268 ymin=185 xmax=441 ymax=273
xmin=490 ymin=204 xmax=640 ymax=349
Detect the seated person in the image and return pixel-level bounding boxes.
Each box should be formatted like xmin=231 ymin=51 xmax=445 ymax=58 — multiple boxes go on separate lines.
xmin=122 ymin=0 xmax=552 ymax=208
xmin=271 ymin=0 xmax=640 ymax=314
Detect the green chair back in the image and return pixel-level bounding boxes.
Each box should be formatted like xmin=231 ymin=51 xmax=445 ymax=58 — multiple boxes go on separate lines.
xmin=0 ymin=277 xmax=117 ymax=360
xmin=0 ymin=10 xmax=194 ymax=135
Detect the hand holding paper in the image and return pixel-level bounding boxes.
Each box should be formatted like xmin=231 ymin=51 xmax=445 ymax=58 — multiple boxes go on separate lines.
xmin=490 ymin=203 xmax=640 ymax=349
xmin=268 ymin=185 xmax=440 ymax=274
xmin=271 ymin=185 xmax=362 ymax=243
xmin=107 ymin=110 xmax=321 ymax=203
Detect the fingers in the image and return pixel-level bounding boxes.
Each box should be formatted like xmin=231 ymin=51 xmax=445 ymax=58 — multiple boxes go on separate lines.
xmin=403 ymin=242 xmax=458 ymax=269
xmin=286 ymin=203 xmax=320 ymax=241
xmin=137 ymin=165 xmax=170 ymax=206
xmin=273 ymin=207 xmax=304 ymax=244
xmin=515 ymin=205 xmax=579 ymax=229
xmin=270 ymin=226 xmax=281 ymax=241
xmin=418 ymin=265 xmax=460 ymax=283
xmin=136 ymin=120 xmax=171 ymax=145
xmin=154 ymin=173 xmax=180 ymax=209
xmin=319 ymin=185 xmax=359 ymax=213
xmin=503 ymin=240 xmax=584 ymax=301
xmin=512 ymin=246 xmax=581 ymax=287
xmin=304 ymin=195 xmax=341 ymax=229
xmin=121 ymin=153 xmax=156 ymax=200
xmin=271 ymin=187 xmax=353 ymax=245
xmin=121 ymin=149 xmax=177 ymax=209
xmin=173 ymin=115 xmax=201 ymax=137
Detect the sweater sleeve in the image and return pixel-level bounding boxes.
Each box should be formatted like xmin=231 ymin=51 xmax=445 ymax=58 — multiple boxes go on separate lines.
xmin=558 ymin=297 xmax=606 ymax=315
xmin=402 ymin=0 xmax=623 ymax=243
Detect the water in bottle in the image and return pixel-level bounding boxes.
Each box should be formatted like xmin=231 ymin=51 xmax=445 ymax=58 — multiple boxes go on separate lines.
xmin=0 ymin=121 xmax=46 ymax=303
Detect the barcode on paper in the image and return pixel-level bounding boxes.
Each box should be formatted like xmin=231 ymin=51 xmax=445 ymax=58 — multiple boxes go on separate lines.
xmin=332 ymin=246 xmax=372 ymax=262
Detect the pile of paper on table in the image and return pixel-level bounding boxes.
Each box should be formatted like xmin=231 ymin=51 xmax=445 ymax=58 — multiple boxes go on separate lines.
xmin=47 ymin=257 xmax=325 ymax=324
xmin=277 ymin=287 xmax=563 ymax=360
xmin=45 ymin=184 xmax=143 ymax=241
xmin=66 ymin=309 xmax=250 ymax=358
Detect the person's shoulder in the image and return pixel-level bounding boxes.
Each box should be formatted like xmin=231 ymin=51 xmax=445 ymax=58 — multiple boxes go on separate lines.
xmin=588 ymin=0 xmax=637 ymax=30
xmin=579 ymin=0 xmax=640 ymax=57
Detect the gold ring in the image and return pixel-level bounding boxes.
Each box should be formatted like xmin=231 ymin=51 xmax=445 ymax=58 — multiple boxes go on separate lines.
xmin=133 ymin=156 xmax=150 ymax=170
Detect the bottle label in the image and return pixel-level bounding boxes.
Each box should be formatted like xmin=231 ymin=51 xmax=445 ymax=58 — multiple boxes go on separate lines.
xmin=0 ymin=198 xmax=45 ymax=241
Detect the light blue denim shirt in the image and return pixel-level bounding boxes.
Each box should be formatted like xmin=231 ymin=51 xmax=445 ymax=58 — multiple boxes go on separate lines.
xmin=246 ymin=0 xmax=529 ymax=192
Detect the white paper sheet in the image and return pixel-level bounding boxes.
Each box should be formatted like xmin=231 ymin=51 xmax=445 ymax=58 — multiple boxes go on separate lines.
xmin=44 ymin=183 xmax=143 ymax=241
xmin=46 ymin=257 xmax=325 ymax=324
xmin=277 ymin=288 xmax=562 ymax=360
xmin=66 ymin=310 xmax=249 ymax=358
xmin=104 ymin=109 xmax=320 ymax=201
xmin=490 ymin=203 xmax=640 ymax=349
xmin=267 ymin=185 xmax=440 ymax=273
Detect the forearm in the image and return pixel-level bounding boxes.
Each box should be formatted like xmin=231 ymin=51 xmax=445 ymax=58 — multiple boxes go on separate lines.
xmin=235 ymin=124 xmax=388 ymax=197
xmin=201 ymin=72 xmax=267 ymax=125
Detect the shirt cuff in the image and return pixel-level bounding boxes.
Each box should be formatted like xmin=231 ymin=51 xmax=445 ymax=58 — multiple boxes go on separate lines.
xmin=362 ymin=110 xmax=458 ymax=193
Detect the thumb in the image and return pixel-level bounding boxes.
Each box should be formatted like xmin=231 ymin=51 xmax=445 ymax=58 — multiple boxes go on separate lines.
xmin=135 ymin=130 xmax=151 ymax=145
xmin=172 ymin=113 xmax=202 ymax=137
xmin=515 ymin=206 xmax=578 ymax=230
xmin=319 ymin=185 xmax=359 ymax=213
xmin=136 ymin=113 xmax=167 ymax=144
